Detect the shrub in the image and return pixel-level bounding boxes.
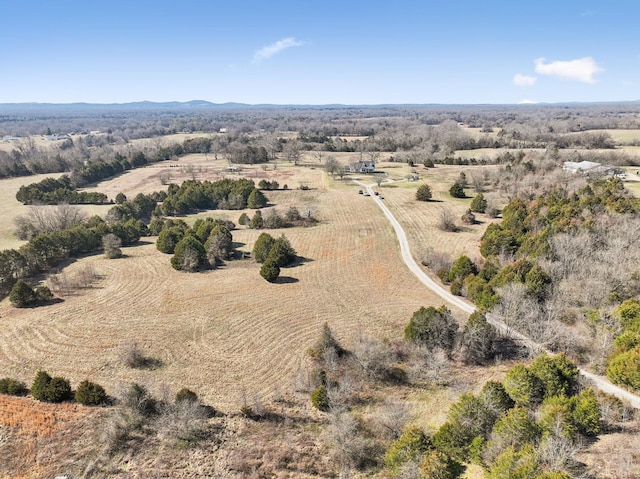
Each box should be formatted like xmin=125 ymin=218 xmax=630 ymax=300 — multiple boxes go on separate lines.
xmin=572 ymin=389 xmax=601 ymax=436
xmin=252 ymin=232 xmax=275 ymax=262
xmin=249 ymin=210 xmax=264 ymax=228
xmin=260 ymin=258 xmax=280 ymax=282
xmin=416 ymin=184 xmax=433 ymax=201
xmin=31 ymin=371 xmax=72 ymax=403
xmin=31 ymin=371 xmax=52 ymax=401
xmin=438 ymin=208 xmax=458 ymax=232
xmin=171 ymin=235 xmax=206 ymax=271
xmin=176 ymin=387 xmax=199 ymax=403
xmin=503 ymin=364 xmax=544 ymax=407
xmin=462 ymin=312 xmax=500 ymax=365
xmin=606 ymin=345 xmax=640 ymax=389
xmin=485 ymin=444 xmax=539 ymax=479
xmin=404 ymin=305 xmax=458 ymax=353
xmin=310 ymin=385 xmax=330 ymax=411
xmin=156 ymin=227 xmax=184 ymax=254
xmin=102 ymin=233 xmax=122 ymax=259
xmin=46 ymin=377 xmax=72 ymax=403
xmin=75 ymin=380 xmax=107 ymax=406
xmin=0 ymin=378 xmax=27 ymax=396
xmin=419 ymin=450 xmax=464 ymax=479
xmin=9 ymin=280 xmax=36 ymax=308
xmin=123 ymin=382 xmax=157 ymax=417
xmin=539 ymin=395 xmax=576 ymax=439
xmin=449 ymin=255 xmax=478 ymax=282
xmin=449 ymin=181 xmax=466 ymax=198
xmin=308 ymin=322 xmax=345 ymax=360
xmin=470 ymin=193 xmax=487 ymax=213
xmin=34 ymin=285 xmax=54 ymax=302
xmin=528 ymin=354 xmax=579 ymax=399
xmin=149 ymin=217 xmax=165 ymax=235
xmin=238 ymin=212 xmax=250 ymax=226
xmin=461 ymin=209 xmax=476 ymax=225
xmin=267 ymin=234 xmax=296 ymax=266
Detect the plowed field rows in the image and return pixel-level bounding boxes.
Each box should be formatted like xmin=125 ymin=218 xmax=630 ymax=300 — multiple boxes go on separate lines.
xmin=0 ymin=168 xmax=460 ymax=411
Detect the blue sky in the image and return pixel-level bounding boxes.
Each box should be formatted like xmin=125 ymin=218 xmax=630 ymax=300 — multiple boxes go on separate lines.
xmin=1 ymin=1 xmax=638 ymax=105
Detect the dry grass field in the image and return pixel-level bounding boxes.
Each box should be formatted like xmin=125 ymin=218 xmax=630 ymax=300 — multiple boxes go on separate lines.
xmin=0 ymin=162 xmax=467 ymax=415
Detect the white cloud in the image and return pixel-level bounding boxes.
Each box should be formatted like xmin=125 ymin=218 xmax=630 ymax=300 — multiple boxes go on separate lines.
xmin=513 ymin=73 xmax=537 ymax=87
xmin=519 ymin=99 xmax=539 ymax=104
xmin=253 ymin=37 xmax=305 ymax=63
xmin=534 ymin=57 xmax=604 ymax=83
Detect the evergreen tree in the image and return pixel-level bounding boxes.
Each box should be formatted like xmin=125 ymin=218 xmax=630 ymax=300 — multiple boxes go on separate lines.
xmin=260 ymin=258 xmax=280 ymax=282
xmin=449 ymin=181 xmax=466 ymax=198
xmin=171 ymin=235 xmax=206 ymax=271
xmin=75 ymin=380 xmax=107 ymax=406
xmin=267 ymin=235 xmax=296 ymax=267
xmin=253 ymin=233 xmax=275 ymax=262
xmin=9 ymin=280 xmax=36 ymax=308
xmin=416 ymin=183 xmax=433 ymax=201
xmin=247 ymin=188 xmax=267 ymax=208
xmin=470 ymin=193 xmax=487 ymax=213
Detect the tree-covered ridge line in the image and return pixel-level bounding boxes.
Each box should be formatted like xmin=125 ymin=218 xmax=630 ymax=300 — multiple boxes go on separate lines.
xmin=437 ymin=175 xmax=640 ymax=393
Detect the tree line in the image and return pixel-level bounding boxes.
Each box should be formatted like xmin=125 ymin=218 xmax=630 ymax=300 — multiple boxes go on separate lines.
xmin=0 ymin=215 xmax=146 ymax=299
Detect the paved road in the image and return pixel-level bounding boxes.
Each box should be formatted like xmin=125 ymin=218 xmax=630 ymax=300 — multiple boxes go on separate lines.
xmin=355 ymin=180 xmax=640 ymax=409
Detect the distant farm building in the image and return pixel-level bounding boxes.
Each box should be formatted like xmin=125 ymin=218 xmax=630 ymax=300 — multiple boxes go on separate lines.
xmin=2 ymin=136 xmax=19 ymax=142
xmin=46 ymin=134 xmax=71 ymax=141
xmin=348 ymin=160 xmax=376 ymax=173
xmin=563 ymin=161 xmax=624 ymax=178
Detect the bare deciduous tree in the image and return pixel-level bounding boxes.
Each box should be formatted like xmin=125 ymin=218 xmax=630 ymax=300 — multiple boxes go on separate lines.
xmin=102 ymin=233 xmax=122 ymax=259
xmin=437 ymin=207 xmax=457 ymax=232
xmin=14 ymin=204 xmax=87 ymax=240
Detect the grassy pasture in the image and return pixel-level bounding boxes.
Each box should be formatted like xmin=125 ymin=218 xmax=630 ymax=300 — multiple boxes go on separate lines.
xmin=585 ymin=129 xmax=640 ymax=143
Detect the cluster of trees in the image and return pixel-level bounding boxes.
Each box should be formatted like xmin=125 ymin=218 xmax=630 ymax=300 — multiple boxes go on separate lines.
xmin=258 ymin=179 xmax=280 ymax=190
xmin=427 ymin=165 xmax=640 ymax=387
xmin=70 ymin=150 xmax=166 ymax=187
xmin=0 ymin=215 xmax=146 ymax=299
xmin=9 ymin=279 xmax=54 ymax=307
xmin=303 ymin=314 xmax=602 ymax=477
xmin=404 ymin=306 xmax=505 ymax=365
xmin=239 ymin=206 xmax=318 ymax=230
xmin=383 ymin=354 xmax=602 ymax=478
xmin=0 ymin=370 xmax=107 ymax=406
xmin=154 ymin=217 xmax=235 ymax=271
xmin=158 ymin=178 xmax=262 ymax=215
xmin=108 ymin=191 xmax=166 ymax=221
xmin=15 ymin=175 xmax=108 ymax=205
xmin=252 ymin=233 xmax=297 ymax=282
xmin=446 ymin=179 xmax=637 ymax=310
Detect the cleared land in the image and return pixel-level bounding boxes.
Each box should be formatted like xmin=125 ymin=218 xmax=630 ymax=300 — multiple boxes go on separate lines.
xmin=0 ymin=164 xmax=464 ymax=412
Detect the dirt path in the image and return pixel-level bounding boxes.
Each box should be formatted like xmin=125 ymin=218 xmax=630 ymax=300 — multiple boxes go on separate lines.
xmin=355 ymin=180 xmax=640 ymax=409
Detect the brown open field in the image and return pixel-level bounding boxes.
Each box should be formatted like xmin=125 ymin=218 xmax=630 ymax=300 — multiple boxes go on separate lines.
xmin=0 ymin=163 xmax=472 ymax=413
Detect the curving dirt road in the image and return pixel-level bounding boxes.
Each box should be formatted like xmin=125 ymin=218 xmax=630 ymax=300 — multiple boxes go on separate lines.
xmin=355 ymin=180 xmax=640 ymax=409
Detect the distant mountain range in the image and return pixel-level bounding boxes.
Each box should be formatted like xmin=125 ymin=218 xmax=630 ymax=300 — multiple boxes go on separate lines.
xmin=0 ymin=100 xmax=639 ymax=112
